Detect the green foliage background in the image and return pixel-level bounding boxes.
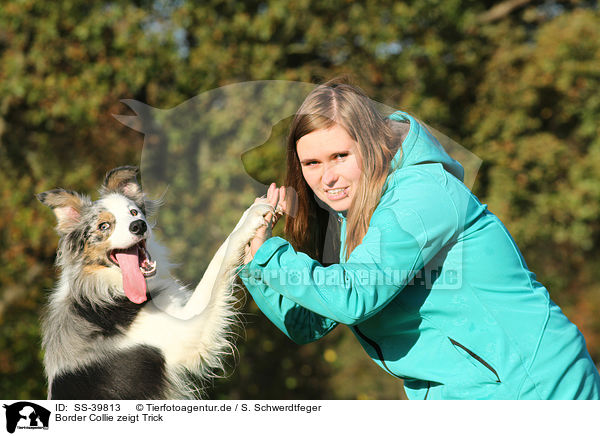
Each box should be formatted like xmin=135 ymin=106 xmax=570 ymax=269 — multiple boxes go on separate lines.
xmin=1 ymin=0 xmax=599 ymax=399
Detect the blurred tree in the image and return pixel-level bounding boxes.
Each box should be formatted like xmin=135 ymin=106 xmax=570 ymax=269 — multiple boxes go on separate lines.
xmin=1 ymin=0 xmax=598 ymax=400
xmin=466 ymin=8 xmax=600 ymax=360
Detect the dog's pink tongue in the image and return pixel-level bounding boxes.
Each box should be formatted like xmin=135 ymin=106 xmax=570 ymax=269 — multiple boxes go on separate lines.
xmin=115 ymin=246 xmax=147 ymax=304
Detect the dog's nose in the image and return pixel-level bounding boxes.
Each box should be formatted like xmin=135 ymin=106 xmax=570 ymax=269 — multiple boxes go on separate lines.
xmin=129 ymin=220 xmax=147 ymax=236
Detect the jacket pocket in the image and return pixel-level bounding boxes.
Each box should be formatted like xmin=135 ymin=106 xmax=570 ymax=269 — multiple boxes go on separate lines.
xmin=353 ymin=326 xmax=403 ymax=379
xmin=448 ymin=337 xmax=501 ymax=383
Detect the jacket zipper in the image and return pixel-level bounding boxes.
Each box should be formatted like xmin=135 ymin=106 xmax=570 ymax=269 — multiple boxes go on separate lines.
xmin=353 ymin=326 xmax=403 ymax=379
xmin=448 ymin=337 xmax=501 ymax=383
xmin=354 ymin=326 xmax=434 ymax=400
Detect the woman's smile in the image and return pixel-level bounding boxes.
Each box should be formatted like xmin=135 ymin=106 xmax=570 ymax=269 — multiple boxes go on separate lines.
xmin=324 ymin=186 xmax=349 ymax=201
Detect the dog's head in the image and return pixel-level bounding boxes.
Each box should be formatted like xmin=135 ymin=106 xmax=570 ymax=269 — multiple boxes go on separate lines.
xmin=38 ymin=166 xmax=157 ymax=304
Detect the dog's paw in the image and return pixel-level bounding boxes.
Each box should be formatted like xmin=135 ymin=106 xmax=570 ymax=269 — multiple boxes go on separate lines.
xmin=249 ymin=199 xmax=274 ymax=215
xmin=232 ymin=201 xmax=274 ymax=243
xmin=245 ymin=201 xmax=274 ymax=232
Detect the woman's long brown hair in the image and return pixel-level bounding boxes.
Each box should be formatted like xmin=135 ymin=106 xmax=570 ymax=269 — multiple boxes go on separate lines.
xmin=284 ymin=79 xmax=400 ymax=262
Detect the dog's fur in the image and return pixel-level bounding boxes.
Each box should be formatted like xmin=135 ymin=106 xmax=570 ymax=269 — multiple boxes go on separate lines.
xmin=38 ymin=166 xmax=272 ymax=399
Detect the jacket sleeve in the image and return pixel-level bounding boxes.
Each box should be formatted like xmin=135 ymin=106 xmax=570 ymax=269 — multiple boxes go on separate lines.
xmin=240 ymin=272 xmax=339 ymax=344
xmin=242 ymin=169 xmax=459 ymax=328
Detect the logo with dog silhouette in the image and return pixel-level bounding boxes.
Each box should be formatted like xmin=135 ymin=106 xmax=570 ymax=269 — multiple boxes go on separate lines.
xmin=3 ymin=402 xmax=50 ymax=433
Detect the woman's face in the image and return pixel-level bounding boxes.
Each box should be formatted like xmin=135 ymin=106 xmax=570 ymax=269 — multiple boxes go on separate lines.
xmin=296 ymin=124 xmax=363 ymax=213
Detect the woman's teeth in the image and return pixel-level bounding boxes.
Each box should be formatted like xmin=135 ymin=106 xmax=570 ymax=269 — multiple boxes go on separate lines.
xmin=325 ymin=187 xmax=348 ymax=200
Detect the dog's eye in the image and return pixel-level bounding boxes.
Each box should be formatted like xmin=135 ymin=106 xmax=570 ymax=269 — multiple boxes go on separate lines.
xmin=99 ymin=222 xmax=111 ymax=231
xmin=130 ymin=209 xmax=138 ymax=216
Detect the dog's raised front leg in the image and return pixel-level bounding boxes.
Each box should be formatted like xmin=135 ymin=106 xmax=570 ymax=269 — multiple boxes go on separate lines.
xmin=177 ymin=201 xmax=274 ymax=319
xmin=122 ymin=201 xmax=275 ymax=368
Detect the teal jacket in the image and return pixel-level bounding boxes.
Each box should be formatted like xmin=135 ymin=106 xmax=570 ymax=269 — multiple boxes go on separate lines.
xmin=240 ymin=111 xmax=600 ymax=399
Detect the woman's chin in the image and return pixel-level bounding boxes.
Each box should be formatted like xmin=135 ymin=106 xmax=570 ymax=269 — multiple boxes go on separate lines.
xmin=320 ymin=196 xmax=352 ymax=214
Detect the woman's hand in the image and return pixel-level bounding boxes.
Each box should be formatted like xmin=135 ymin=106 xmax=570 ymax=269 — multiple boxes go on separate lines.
xmin=244 ymin=183 xmax=287 ymax=264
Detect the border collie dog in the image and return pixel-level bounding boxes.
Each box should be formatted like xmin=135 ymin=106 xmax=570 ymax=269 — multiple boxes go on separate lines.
xmin=37 ymin=166 xmax=273 ymax=399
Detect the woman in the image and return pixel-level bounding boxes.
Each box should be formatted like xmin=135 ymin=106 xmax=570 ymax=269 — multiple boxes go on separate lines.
xmin=240 ymin=80 xmax=600 ymax=399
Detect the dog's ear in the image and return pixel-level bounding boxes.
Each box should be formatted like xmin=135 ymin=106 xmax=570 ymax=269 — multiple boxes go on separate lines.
xmin=37 ymin=189 xmax=88 ymax=235
xmin=101 ymin=166 xmax=145 ymax=207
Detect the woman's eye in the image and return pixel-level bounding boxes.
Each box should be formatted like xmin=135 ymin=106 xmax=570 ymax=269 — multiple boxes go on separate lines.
xmin=99 ymin=222 xmax=111 ymax=231
xmin=130 ymin=209 xmax=138 ymax=216
xmin=335 ymin=153 xmax=348 ymax=159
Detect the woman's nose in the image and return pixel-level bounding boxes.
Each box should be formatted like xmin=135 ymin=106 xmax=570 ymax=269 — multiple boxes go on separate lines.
xmin=322 ymin=164 xmax=339 ymax=185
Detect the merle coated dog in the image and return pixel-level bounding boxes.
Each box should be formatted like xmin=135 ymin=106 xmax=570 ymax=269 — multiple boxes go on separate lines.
xmin=38 ymin=166 xmax=273 ymax=399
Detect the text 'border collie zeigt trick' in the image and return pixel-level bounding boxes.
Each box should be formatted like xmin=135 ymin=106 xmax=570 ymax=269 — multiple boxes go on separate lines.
xmin=38 ymin=166 xmax=274 ymax=399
